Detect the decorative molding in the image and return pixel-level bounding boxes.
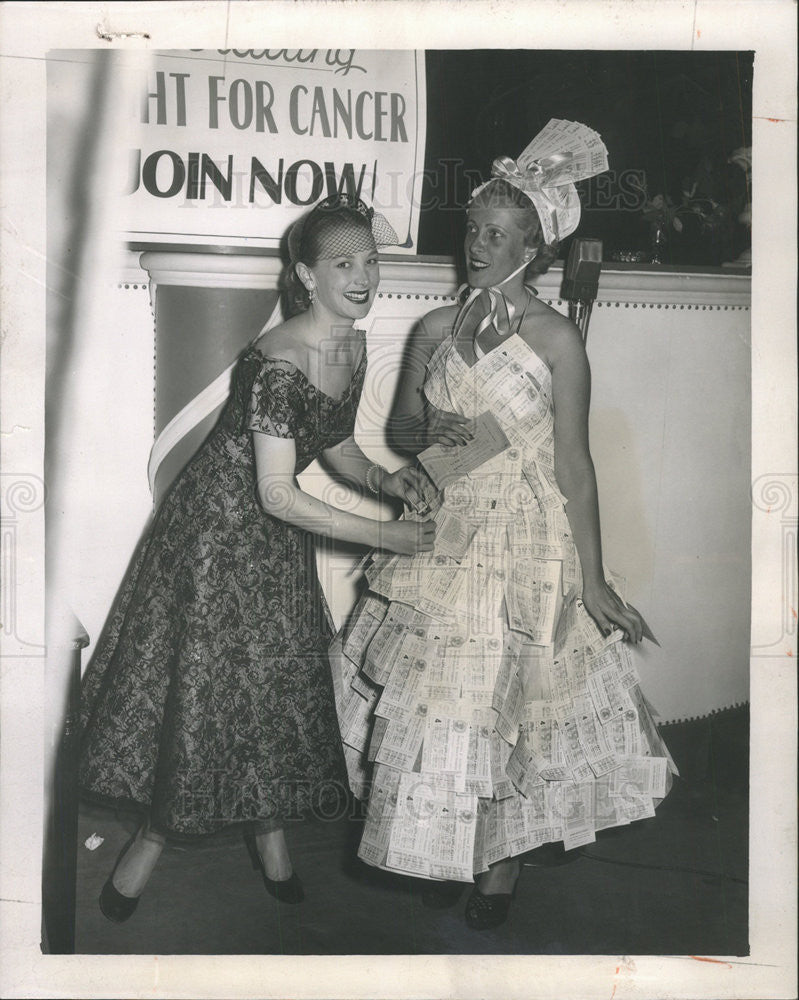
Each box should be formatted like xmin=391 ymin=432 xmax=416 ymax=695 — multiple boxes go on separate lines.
xmin=119 ymin=248 xmax=151 ymax=285
xmin=751 ymin=473 xmax=798 ymax=658
xmin=140 ymin=251 xmax=284 ymax=289
xmin=659 ymin=700 xmax=749 ymax=727
xmin=136 ymin=250 xmax=751 ymax=307
xmin=1 ymin=473 xmax=46 ymax=656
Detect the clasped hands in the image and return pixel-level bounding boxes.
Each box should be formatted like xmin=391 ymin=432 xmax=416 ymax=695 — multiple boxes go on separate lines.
xmin=378 ymin=465 xmax=439 ymax=517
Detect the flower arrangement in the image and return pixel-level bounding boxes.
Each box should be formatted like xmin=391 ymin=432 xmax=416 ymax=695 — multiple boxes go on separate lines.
xmin=639 ymin=148 xmax=746 ymax=264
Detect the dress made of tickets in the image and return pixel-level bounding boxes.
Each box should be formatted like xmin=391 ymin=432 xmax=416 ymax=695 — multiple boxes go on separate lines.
xmin=331 ymin=329 xmax=675 ymax=881
xmin=79 ymin=343 xmax=364 ymax=839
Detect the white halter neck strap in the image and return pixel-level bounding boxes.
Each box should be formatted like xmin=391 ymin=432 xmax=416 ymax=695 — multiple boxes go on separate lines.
xmin=452 ymin=258 xmax=531 ymax=354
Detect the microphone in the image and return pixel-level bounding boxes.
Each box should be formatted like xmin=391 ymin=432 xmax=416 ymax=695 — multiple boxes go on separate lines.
xmin=562 ymin=237 xmax=603 ymax=342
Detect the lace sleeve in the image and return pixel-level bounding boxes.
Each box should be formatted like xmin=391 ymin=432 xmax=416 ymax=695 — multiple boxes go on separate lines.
xmin=247 ymin=360 xmax=305 ymax=438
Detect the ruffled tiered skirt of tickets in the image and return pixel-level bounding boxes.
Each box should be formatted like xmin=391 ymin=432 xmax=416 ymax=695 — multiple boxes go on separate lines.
xmin=331 ymin=332 xmax=676 ymax=881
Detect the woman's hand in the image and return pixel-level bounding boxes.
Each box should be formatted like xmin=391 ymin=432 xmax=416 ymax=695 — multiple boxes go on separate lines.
xmin=380 ymin=466 xmax=439 ymax=513
xmin=581 ymin=581 xmax=649 ymax=644
xmin=424 ymin=408 xmax=475 ymax=448
xmin=377 ymin=519 xmax=436 ymax=555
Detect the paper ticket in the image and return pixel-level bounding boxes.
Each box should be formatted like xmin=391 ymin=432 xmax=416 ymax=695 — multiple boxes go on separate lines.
xmin=328 ymin=634 xmax=352 ymax=713
xmin=338 ymin=679 xmax=380 ymax=753
xmin=432 ymin=507 xmax=478 ymax=563
xmin=532 ymin=716 xmax=571 ymax=782
xmin=481 ymin=798 xmax=510 ymax=867
xmin=559 ymin=781 xmax=597 ymax=851
xmin=374 ymin=703 xmax=428 ymax=771
xmin=604 ymin=707 xmax=643 ymax=757
xmin=521 ymin=462 xmax=561 ymax=513
xmin=593 ymin=774 xmax=629 ymax=831
xmin=358 ymin=767 xmax=400 ymax=868
xmin=375 ymin=650 xmax=429 ymax=723
xmin=513 ymin=787 xmax=556 ymax=855
xmin=429 ymin=796 xmax=479 ymax=882
xmin=342 ymin=742 xmax=371 ymax=801
xmin=419 ymin=410 xmax=510 ymax=490
xmin=456 ymin=633 xmax=505 ymax=702
xmin=362 ymin=606 xmax=424 ymax=686
xmin=494 ymin=671 xmax=524 ymax=745
xmin=575 ymin=702 xmax=619 ymax=777
xmin=518 ymin=119 xmax=608 ymax=184
xmin=422 ymin=652 xmax=461 ymax=705
xmin=385 ymin=772 xmax=437 ymax=877
xmin=364 ymin=553 xmax=399 ymax=599
xmin=613 ymin=755 xmax=669 ymax=799
xmin=465 ymin=725 xmax=493 ymax=798
xmin=505 ymin=729 xmax=546 ymax=798
xmin=416 ymin=563 xmax=468 ymax=623
xmin=627 ymin=684 xmax=672 ymax=764
xmin=504 ymin=556 xmax=561 ymax=642
xmin=557 ymin=714 xmax=594 ymax=782
xmin=367 ymin=716 xmax=389 ymax=762
xmin=421 ymin=714 xmax=471 ymax=781
xmin=608 ymin=761 xmax=658 ymax=824
xmin=517 ymin=641 xmax=553 ymax=703
xmin=472 ymin=799 xmax=492 ymax=875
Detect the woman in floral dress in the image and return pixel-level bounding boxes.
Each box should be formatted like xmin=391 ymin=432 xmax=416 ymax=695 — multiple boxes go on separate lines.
xmin=79 ymin=195 xmax=434 ymax=922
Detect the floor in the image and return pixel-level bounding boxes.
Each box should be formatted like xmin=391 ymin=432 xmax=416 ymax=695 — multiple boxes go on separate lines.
xmin=72 ymin=708 xmax=749 ymax=956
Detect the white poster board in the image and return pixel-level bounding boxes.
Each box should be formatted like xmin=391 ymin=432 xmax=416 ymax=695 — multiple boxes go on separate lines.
xmin=119 ymin=48 xmax=426 ymax=249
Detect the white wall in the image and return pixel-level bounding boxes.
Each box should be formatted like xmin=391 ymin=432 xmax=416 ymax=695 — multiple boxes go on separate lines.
xmin=586 ymin=300 xmax=751 ymax=721
xmin=71 ymin=255 xmax=751 ymax=724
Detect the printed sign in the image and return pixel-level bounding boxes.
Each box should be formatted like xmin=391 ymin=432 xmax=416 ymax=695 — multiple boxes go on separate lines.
xmin=122 ymin=49 xmax=426 ymax=250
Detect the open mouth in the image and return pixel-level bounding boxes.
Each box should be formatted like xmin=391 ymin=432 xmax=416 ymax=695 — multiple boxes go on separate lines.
xmin=468 ymin=256 xmax=490 ymax=271
xmin=344 ymin=290 xmax=370 ymax=304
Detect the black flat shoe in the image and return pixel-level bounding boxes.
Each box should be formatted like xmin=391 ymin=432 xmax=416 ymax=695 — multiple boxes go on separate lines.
xmin=244 ymin=833 xmax=304 ymax=904
xmin=99 ymin=877 xmax=140 ymax=923
xmin=99 ymin=835 xmax=139 ymax=923
xmin=421 ymin=880 xmax=465 ymax=909
xmin=464 ymin=885 xmax=515 ymax=930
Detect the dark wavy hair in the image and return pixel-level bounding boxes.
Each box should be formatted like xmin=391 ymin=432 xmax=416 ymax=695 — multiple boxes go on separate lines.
xmin=284 ymin=197 xmax=376 ymax=316
xmin=469 ymin=177 xmax=559 ymax=278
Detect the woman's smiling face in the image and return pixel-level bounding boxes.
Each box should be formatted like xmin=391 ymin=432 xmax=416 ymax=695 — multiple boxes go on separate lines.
xmin=464 ymin=204 xmax=533 ymax=287
xmin=306 ymin=240 xmax=380 ymax=320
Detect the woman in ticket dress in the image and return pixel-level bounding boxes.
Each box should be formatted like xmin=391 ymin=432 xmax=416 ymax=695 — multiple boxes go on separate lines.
xmin=332 ymin=124 xmax=675 ymax=930
xmin=79 ymin=195 xmax=434 ymax=923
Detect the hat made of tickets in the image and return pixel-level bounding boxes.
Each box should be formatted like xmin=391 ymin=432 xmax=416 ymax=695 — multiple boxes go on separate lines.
xmin=470 ymin=119 xmax=609 ymax=245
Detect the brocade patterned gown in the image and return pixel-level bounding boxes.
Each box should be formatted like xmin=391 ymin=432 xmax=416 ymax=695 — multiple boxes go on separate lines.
xmin=332 ymin=329 xmax=676 ymax=881
xmin=79 ymin=342 xmax=366 ymax=838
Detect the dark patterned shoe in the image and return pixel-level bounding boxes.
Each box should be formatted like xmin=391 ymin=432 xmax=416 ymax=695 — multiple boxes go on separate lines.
xmin=421 ymin=880 xmax=465 ymax=909
xmin=464 ymin=886 xmax=514 ymax=930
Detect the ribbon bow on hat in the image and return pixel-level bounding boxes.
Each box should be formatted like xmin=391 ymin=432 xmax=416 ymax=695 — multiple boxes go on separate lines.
xmin=471 ymin=119 xmax=609 ymax=246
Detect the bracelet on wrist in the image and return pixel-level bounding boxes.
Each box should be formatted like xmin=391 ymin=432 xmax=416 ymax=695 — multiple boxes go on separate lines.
xmin=365 ymin=463 xmax=384 ymax=495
